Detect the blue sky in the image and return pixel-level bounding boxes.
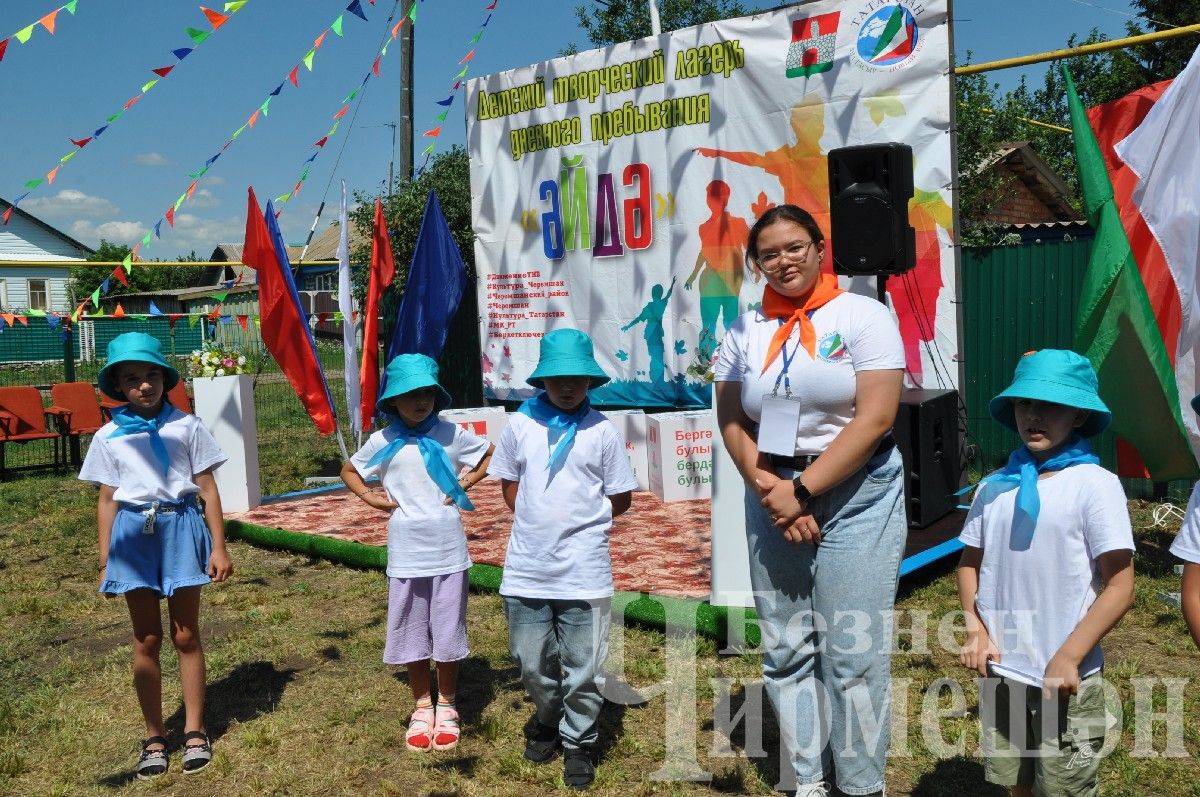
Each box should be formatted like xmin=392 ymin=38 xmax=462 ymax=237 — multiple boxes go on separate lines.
xmin=0 ymin=0 xmax=1146 ymax=257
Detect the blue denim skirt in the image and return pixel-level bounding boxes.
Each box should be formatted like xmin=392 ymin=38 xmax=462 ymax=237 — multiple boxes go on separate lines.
xmin=101 ymin=498 xmax=213 ymax=598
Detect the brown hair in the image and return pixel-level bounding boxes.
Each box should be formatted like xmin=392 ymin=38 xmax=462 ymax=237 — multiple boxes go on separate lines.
xmin=746 ymin=204 xmax=824 ymax=265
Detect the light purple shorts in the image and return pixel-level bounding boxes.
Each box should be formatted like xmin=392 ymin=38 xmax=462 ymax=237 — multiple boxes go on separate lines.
xmin=383 ymin=570 xmax=470 ymax=665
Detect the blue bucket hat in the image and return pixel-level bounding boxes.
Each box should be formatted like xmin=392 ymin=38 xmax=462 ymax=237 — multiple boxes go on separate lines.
xmin=527 ymin=329 xmax=610 ymax=389
xmin=989 ymin=349 xmax=1111 ymax=438
xmin=97 ymin=332 xmax=180 ymax=401
xmin=377 ymin=353 xmax=452 ymax=414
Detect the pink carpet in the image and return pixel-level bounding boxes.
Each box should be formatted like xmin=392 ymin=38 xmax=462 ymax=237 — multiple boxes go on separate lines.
xmin=226 ymin=481 xmax=712 ymax=599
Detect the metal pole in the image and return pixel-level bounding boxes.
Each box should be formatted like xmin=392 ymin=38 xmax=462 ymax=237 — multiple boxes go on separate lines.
xmin=648 ymin=0 xmax=661 ymax=36
xmin=398 ymin=1 xmax=416 ymax=183
xmin=63 ymin=321 xmax=81 ymax=466
xmin=955 ymin=23 xmax=1200 ymax=75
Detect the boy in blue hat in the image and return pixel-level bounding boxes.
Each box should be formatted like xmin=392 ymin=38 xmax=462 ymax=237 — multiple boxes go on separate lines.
xmin=956 ymin=349 xmax=1135 ymax=797
xmin=487 ymin=328 xmax=638 ymax=790
xmin=1169 ymin=393 xmax=1200 ymax=649
xmin=80 ymin=331 xmax=232 ymax=779
xmin=341 ymin=353 xmax=493 ymax=753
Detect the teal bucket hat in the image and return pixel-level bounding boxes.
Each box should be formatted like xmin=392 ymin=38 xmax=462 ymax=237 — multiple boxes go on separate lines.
xmin=527 ymin=328 xmax=610 ymax=389
xmin=377 ymin=353 xmax=452 ymax=414
xmin=1191 ymin=393 xmax=1200 ymax=415
xmin=97 ymin=332 xmax=180 ymax=401
xmin=989 ymin=349 xmax=1111 ymax=438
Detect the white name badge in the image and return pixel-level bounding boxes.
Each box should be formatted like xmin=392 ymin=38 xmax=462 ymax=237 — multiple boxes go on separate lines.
xmin=757 ymin=395 xmax=801 ymax=456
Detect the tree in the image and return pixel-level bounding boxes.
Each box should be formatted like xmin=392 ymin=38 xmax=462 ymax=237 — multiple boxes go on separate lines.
xmin=573 ymin=0 xmax=749 ymax=47
xmin=70 ymin=240 xmax=215 ymax=301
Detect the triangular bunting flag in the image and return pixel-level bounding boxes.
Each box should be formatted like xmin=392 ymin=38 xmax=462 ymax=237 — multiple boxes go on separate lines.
xmin=65 ymin=0 xmax=79 ymax=13
xmin=407 ymin=3 xmax=417 ymax=22
xmin=456 ymin=66 xmax=469 ymax=78
xmin=168 ymin=314 xmax=182 ymax=329
xmin=188 ymin=315 xmax=199 ymax=328
xmin=211 ymin=291 xmax=229 ymax=302
xmin=141 ymin=79 xmax=158 ymax=93
xmin=186 ymin=27 xmax=210 ymax=45
xmin=59 ymin=150 xmax=77 ymax=163
xmin=247 ymin=110 xmax=260 ymax=127
xmin=485 ymin=1 xmax=497 ymax=9
xmin=392 ymin=19 xmax=403 ymax=37
xmin=435 ymin=110 xmax=448 ymax=122
xmin=344 ymin=88 xmax=360 ymax=103
xmin=173 ymin=47 xmax=193 ymax=60
xmin=15 ymin=25 xmax=34 ymax=44
xmin=174 ymin=194 xmax=186 ymax=211
xmin=201 ymin=7 xmax=230 ymax=28
xmin=303 ymin=48 xmax=315 ymax=70
xmin=39 ymin=10 xmax=59 ymax=34
xmin=422 ymin=143 xmax=435 ymax=154
xmin=70 ymin=136 xmax=92 ymax=147
xmin=153 ymin=65 xmax=174 ymax=77
xmin=93 ymin=124 xmax=109 ymax=137
xmin=232 ymin=124 xmax=247 ymax=139
xmin=112 ymin=265 xmax=128 ymax=287
xmin=112 ymin=303 xmax=126 ymax=319
xmin=2 ymin=207 xmax=13 ymax=225
xmin=288 ymin=65 xmax=300 ymax=87
xmin=122 ymin=254 xmax=133 ymax=273
xmin=186 ymin=181 xmax=198 ymax=198
xmin=422 ymin=127 xmax=442 ymax=137
xmin=237 ymin=314 xmax=249 ymax=331
xmin=453 ymin=80 xmax=462 ymax=90
xmin=224 ymin=1 xmax=247 ymax=11
xmin=0 ymin=314 xmax=13 ymax=327
xmin=372 ymin=55 xmax=381 ymax=76
xmin=165 ymin=207 xmax=176 ymax=227
xmin=90 ymin=287 xmax=101 ymax=305
xmin=46 ymin=166 xmax=60 ymax=184
xmin=27 ymin=308 xmax=47 ymax=318
xmin=149 ymin=300 xmax=164 ymax=316
xmin=332 ymin=15 xmax=345 ymax=36
xmin=314 ymin=31 xmax=328 ymax=50
xmin=347 ymin=0 xmax=368 ymax=21
xmin=314 ymin=136 xmax=328 ymax=148
xmin=482 ymin=13 xmax=492 ymax=26
xmin=270 ymin=82 xmax=284 ymax=96
xmin=276 ymin=193 xmax=292 ymax=204
xmin=333 ymin=105 xmax=349 ymax=119
xmin=470 ymin=31 xmax=482 ymax=44
xmin=130 ymin=243 xmax=140 ymax=259
xmin=0 ymin=39 xmax=8 ymax=64
xmin=24 ymin=179 xmax=42 ymax=189
xmin=460 ymin=49 xmax=476 ymax=64
xmin=141 ymin=231 xmax=152 ymax=246
xmin=123 ymin=95 xmax=140 ymax=110
xmin=260 ymin=97 xmax=271 ymax=116
xmin=100 ymin=276 xmax=110 ymax=293
xmin=154 ymin=220 xmax=163 ymax=238
xmin=436 ymin=94 xmax=454 ymax=107
xmin=305 ymin=151 xmax=318 ymax=163
xmin=15 ymin=315 xmax=28 ymax=327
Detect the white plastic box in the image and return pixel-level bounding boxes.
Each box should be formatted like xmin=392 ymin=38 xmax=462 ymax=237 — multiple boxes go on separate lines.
xmin=601 ymin=409 xmax=649 ymax=491
xmin=646 ymin=410 xmax=715 ymax=502
xmin=440 ymin=406 xmax=508 ymax=444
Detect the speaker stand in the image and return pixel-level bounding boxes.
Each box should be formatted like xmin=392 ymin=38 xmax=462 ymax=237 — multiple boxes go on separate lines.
xmin=877 ymin=273 xmax=888 ymax=305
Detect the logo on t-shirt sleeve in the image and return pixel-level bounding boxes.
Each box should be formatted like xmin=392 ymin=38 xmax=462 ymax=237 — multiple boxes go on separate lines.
xmin=817 ymin=332 xmax=850 ymax=362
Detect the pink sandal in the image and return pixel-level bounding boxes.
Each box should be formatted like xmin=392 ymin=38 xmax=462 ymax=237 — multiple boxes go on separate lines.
xmin=432 ymin=703 xmax=461 ymax=751
xmin=405 ymin=705 xmax=435 ymax=751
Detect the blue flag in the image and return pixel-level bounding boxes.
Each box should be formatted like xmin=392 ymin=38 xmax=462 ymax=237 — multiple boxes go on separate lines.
xmin=385 ymin=190 xmax=467 ymax=366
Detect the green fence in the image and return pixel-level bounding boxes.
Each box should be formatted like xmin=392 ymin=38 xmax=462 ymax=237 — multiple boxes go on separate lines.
xmin=960 ymin=237 xmax=1191 ymax=501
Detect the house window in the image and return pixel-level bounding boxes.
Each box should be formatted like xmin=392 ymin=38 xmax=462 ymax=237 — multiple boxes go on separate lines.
xmin=308 ymin=271 xmax=338 ymax=291
xmin=27 ymin=279 xmax=48 ymax=311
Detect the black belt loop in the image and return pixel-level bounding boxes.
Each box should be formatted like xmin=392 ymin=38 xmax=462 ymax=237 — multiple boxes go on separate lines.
xmin=767 ymin=434 xmax=895 ymax=472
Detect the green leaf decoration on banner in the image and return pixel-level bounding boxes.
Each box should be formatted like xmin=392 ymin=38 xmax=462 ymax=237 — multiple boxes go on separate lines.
xmin=186 ymin=27 xmax=210 ymax=45
xmin=303 ymin=48 xmax=315 ymax=70
xmin=15 ymin=25 xmax=35 ymax=43
xmin=224 ymin=1 xmax=247 ymax=12
xmin=24 ymin=178 xmax=42 ymax=189
xmin=141 ymin=79 xmax=159 ymax=93
xmin=65 ymin=1 xmax=79 ymax=14
xmin=332 ymin=15 xmax=344 ymax=36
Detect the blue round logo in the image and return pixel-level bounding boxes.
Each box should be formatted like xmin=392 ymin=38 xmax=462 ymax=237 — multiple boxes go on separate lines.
xmin=855 ymin=5 xmax=919 ymax=68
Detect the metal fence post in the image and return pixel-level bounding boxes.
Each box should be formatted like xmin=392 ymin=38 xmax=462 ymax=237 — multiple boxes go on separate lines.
xmin=63 ymin=320 xmax=81 ymax=467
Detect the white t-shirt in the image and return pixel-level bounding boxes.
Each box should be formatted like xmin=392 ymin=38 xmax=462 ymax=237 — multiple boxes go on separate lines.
xmin=488 ymin=408 xmax=639 ymax=600
xmin=1170 ymin=481 xmax=1200 ymax=564
xmin=79 ymin=405 xmax=227 ymax=504
xmin=713 ymin=292 xmax=905 ymax=455
xmin=959 ymin=463 xmax=1135 ymax=687
xmin=350 ymin=419 xmax=491 ymax=579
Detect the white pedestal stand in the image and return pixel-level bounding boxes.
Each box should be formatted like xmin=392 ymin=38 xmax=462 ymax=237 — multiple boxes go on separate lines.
xmin=192 ymin=374 xmax=261 ymax=512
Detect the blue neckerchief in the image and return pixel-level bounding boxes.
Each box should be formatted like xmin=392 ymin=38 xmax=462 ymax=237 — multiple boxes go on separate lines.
xmin=109 ymin=404 xmax=173 ymax=477
xmin=517 ymin=392 xmax=590 ymax=470
xmin=959 ymin=436 xmax=1099 ymax=528
xmin=366 ymin=414 xmax=474 ymax=511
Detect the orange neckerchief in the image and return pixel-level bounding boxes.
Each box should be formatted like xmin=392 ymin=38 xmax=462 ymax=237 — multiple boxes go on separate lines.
xmin=759 ymin=274 xmax=845 ymax=375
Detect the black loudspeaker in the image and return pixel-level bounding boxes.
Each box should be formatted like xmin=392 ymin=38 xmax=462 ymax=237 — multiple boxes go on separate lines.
xmin=892 ymin=388 xmax=960 ymax=528
xmin=827 ymin=143 xmax=916 ymax=276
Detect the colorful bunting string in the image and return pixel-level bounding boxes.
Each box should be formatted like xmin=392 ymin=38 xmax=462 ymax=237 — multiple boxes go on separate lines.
xmin=0 ymin=1 xmax=80 ymax=68
xmin=274 ymin=2 xmax=408 ymax=213
xmin=64 ymin=0 xmax=379 ymax=322
xmin=3 ymin=3 xmax=248 ymax=225
xmin=416 ymin=1 xmax=499 ymax=175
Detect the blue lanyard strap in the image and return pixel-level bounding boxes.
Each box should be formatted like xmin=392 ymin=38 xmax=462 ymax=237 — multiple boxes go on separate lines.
xmin=771 ymin=319 xmax=802 ymax=397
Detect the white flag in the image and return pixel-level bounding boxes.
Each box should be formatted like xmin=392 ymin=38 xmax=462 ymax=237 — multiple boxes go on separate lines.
xmin=337 ymin=180 xmax=361 ymax=438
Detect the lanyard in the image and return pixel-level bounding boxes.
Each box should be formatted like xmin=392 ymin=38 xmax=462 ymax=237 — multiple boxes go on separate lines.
xmin=771 ymin=319 xmax=801 ymax=397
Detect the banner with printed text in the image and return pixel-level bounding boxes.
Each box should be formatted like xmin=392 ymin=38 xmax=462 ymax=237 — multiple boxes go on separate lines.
xmin=467 ymin=0 xmax=956 ymax=406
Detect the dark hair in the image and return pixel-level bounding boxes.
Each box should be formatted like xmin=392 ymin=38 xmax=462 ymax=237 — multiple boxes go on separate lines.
xmin=746 ymin=204 xmax=824 ymax=264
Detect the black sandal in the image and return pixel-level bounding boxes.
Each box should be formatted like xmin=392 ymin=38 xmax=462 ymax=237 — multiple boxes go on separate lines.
xmin=136 ymin=736 xmax=169 ymax=780
xmin=180 ymin=730 xmax=212 ymax=773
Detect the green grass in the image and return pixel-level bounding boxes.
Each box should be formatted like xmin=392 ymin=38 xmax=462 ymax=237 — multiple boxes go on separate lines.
xmin=1 ymin=476 xmax=1199 ymax=795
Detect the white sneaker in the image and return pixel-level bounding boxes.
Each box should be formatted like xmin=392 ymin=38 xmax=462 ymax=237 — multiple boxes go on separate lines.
xmin=794 ymin=783 xmax=830 ymax=797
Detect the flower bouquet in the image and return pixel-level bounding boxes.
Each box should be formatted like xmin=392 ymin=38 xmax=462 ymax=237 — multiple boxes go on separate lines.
xmin=188 ymin=346 xmax=249 ymax=378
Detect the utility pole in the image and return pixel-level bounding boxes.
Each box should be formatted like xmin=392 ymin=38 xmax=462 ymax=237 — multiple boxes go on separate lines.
xmin=398 ymin=0 xmax=416 ymax=184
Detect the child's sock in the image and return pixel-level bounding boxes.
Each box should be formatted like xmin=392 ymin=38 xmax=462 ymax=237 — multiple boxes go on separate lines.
xmin=437 ymin=692 xmax=455 ymax=707
xmin=415 ymin=696 xmax=434 ymax=709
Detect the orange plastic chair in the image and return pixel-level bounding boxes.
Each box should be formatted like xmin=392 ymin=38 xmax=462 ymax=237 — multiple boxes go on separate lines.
xmin=0 ymin=386 xmax=65 ymax=479
xmin=49 ymin=382 xmax=107 ymax=438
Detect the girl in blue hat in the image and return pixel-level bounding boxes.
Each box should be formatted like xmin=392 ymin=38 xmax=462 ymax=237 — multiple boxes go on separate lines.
xmin=956 ymin=349 xmax=1135 ymax=796
xmin=1169 ymin=393 xmax=1200 ymax=649
xmin=340 ymin=353 xmax=493 ymax=753
xmin=79 ymin=331 xmax=232 ymax=779
xmin=486 ymin=328 xmax=639 ymax=790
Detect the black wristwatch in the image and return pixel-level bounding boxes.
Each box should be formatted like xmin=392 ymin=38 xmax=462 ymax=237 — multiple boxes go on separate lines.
xmin=792 ymin=475 xmax=812 ymax=504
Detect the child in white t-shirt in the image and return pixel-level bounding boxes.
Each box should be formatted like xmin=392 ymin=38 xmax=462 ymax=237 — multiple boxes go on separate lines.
xmin=487 ymin=329 xmax=638 ymax=791
xmin=341 ymin=354 xmax=492 ymax=753
xmin=957 ymin=349 xmax=1135 ymax=797
xmin=1170 ymin=393 xmax=1200 ymax=649
xmin=80 ymin=332 xmax=231 ymax=779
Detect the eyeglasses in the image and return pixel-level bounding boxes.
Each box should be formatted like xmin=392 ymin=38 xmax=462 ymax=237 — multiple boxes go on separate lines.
xmin=756 ymin=240 xmax=817 ymax=272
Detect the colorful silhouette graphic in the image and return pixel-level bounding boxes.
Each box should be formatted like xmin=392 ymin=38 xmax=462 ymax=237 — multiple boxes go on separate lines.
xmin=622 ymin=276 xmax=677 ymax=383
xmin=684 ymin=180 xmax=750 ymax=359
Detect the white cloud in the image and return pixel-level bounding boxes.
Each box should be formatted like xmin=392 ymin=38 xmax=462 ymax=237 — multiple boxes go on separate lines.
xmin=164 ymin=212 xmax=244 ymax=256
xmin=206 ymin=175 xmax=227 ymax=186
xmin=23 ymin=189 xmax=118 ymax=218
xmin=69 ymin=220 xmax=149 ymax=247
xmin=187 ymin=188 xmax=220 ymax=209
xmin=131 ymin=152 xmax=171 ymax=167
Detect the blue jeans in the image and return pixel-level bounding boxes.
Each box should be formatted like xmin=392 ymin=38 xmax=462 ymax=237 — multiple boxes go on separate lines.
xmin=503 ymin=596 xmax=611 ymax=750
xmin=745 ymin=446 xmax=906 ymax=795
